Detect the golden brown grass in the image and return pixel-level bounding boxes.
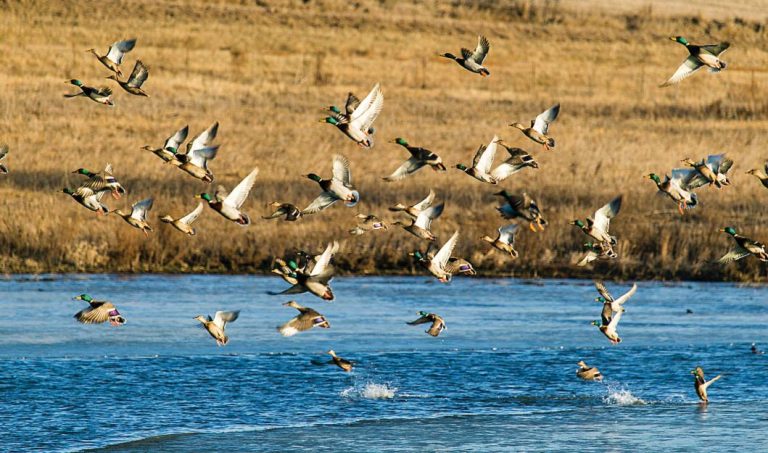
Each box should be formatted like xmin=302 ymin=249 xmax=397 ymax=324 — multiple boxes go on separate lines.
xmin=1 ymin=0 xmax=768 ymax=280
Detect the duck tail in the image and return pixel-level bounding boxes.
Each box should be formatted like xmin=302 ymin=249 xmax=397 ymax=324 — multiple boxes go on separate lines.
xmin=546 ymin=137 xmax=555 ymax=148
xmin=349 ymin=227 xmax=364 ymax=236
xmin=238 ymin=213 xmax=251 ymax=226
xmin=687 ymin=193 xmax=699 ymax=208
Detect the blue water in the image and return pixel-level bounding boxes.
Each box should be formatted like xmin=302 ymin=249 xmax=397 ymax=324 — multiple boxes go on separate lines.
xmin=1 ymin=275 xmax=766 ymax=452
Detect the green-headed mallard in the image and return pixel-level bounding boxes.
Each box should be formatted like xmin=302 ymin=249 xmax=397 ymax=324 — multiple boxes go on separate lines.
xmin=327 ymin=92 xmax=376 ymax=137
xmin=62 ymin=187 xmax=109 ymax=215
xmin=577 ymin=241 xmax=617 ymax=267
xmin=277 ymin=300 xmax=330 ymax=337
xmin=270 ymin=241 xmax=338 ymax=300
xmin=349 ymin=214 xmax=388 ymax=235
xmin=197 ymin=168 xmax=259 ymax=225
xmin=389 ymin=189 xmax=435 ymax=219
xmin=262 ymin=202 xmax=301 ymax=221
xmin=661 ymin=37 xmax=729 ymax=87
xmin=160 ymin=202 xmax=204 ymax=235
xmin=142 ymin=125 xmax=189 ymax=164
xmin=326 ymin=350 xmax=354 ymax=372
xmin=86 ymin=38 xmax=137 ymax=77
xmin=571 ymin=195 xmax=622 ymax=246
xmin=64 ymin=80 xmax=114 ymax=106
xmin=591 ymin=307 xmax=622 ymax=345
xmin=481 ymin=223 xmax=520 ymax=258
xmin=194 ymin=310 xmax=240 ymax=346
xmin=691 ymin=366 xmax=722 ymax=402
xmin=393 ymin=202 xmax=444 ymax=241
xmin=717 ymin=226 xmax=768 ymax=263
xmin=576 ymin=361 xmax=602 ymax=381
xmin=107 ymin=60 xmax=149 ymax=97
xmin=509 ymin=104 xmax=560 ymax=150
xmin=680 ymin=154 xmax=733 ymax=188
xmin=72 ymin=163 xmax=126 ymax=199
xmin=495 ymin=191 xmax=547 ymax=232
xmin=746 ymin=162 xmax=768 ymax=188
xmin=73 ymin=294 xmax=125 ymax=326
xmin=321 ymin=83 xmax=382 ymax=148
xmin=411 ymin=230 xmax=460 ymax=282
xmin=383 ymin=138 xmax=446 ymax=181
xmin=594 ymin=281 xmax=637 ymax=315
xmin=456 ymin=135 xmax=500 ymax=184
xmin=440 ymin=36 xmax=490 ymax=76
xmin=0 ymin=144 xmax=9 ymax=174
xmin=175 ymin=122 xmax=219 ymax=182
xmin=302 ymin=154 xmax=359 ymax=214
xmin=113 ymin=197 xmax=153 ymax=236
xmin=407 ymin=311 xmax=446 ymax=337
xmin=647 ymin=172 xmax=698 ymax=215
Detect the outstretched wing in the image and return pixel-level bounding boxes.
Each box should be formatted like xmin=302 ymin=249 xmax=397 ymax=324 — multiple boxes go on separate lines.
xmin=302 ymin=192 xmax=338 ymax=214
xmin=532 ymin=104 xmax=560 ymax=135
xmin=413 ymin=189 xmax=436 ymax=212
xmin=186 ymin=145 xmax=219 ymax=170
xmin=497 ymin=223 xmax=519 ymax=245
xmin=105 ymin=38 xmax=136 ymax=65
xmin=607 ymin=309 xmax=623 ymax=330
xmin=311 ymin=241 xmax=339 ymax=277
xmin=671 ymin=167 xmax=705 ymax=190
xmin=349 ymin=83 xmax=383 ymax=134
xmin=163 ymin=125 xmax=189 ymax=151
xmin=383 ymin=157 xmax=425 ymax=181
xmin=344 ymin=92 xmax=360 ymax=115
xmin=213 ymin=310 xmax=240 ymax=329
xmin=130 ymin=198 xmax=153 ymax=221
xmin=126 ymin=60 xmax=149 ymax=88
xmin=332 ymin=154 xmax=352 ymax=185
xmin=615 ymin=283 xmax=638 ymax=305
xmin=433 ymin=230 xmax=459 ymax=269
xmin=661 ymin=56 xmax=703 ymax=87
xmin=474 ymin=135 xmax=499 ymax=174
xmin=592 ymin=195 xmax=622 ymax=234
xmin=188 ymin=122 xmax=219 ymax=152
xmin=407 ymin=315 xmax=432 ymax=325
xmin=0 ymin=144 xmax=8 ymax=161
xmin=700 ymin=42 xmax=730 ymax=56
xmin=224 ymin=167 xmax=259 ymax=209
xmin=469 ymin=35 xmax=490 ymax=64
xmin=718 ymin=245 xmax=751 ymax=264
xmin=179 ymin=202 xmax=205 ymax=225
xmin=415 ymin=202 xmax=444 ymax=230
xmin=594 ymin=281 xmax=615 ymax=302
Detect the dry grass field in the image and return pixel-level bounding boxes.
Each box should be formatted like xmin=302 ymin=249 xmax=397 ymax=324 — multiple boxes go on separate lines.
xmin=1 ymin=0 xmax=768 ymax=280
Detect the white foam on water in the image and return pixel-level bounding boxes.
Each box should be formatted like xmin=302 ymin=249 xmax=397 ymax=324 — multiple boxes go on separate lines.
xmin=603 ymin=384 xmax=646 ymax=406
xmin=340 ymin=382 xmax=397 ymax=399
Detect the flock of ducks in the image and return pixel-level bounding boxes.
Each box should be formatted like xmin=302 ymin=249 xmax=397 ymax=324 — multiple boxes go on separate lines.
xmin=0 ymin=32 xmax=758 ymax=401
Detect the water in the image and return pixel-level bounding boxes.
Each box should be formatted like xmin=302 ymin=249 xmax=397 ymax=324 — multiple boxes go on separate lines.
xmin=1 ymin=275 xmax=766 ymax=452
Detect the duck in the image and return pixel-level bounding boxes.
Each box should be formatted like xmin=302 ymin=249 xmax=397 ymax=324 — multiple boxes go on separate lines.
xmin=277 ymin=300 xmax=330 ymax=337
xmin=661 ymin=37 xmax=729 ymax=87
xmin=62 ymin=187 xmax=109 ymax=215
xmin=270 ymin=241 xmax=339 ymax=300
xmin=107 ymin=60 xmax=149 ymax=97
xmin=272 ymin=258 xmax=301 ymax=286
xmin=113 ymin=197 xmax=154 ymax=236
xmin=509 ymin=103 xmax=560 ymax=150
xmin=194 ymin=310 xmax=240 ymax=346
xmin=411 ymin=230 xmax=460 ymax=282
xmin=591 ymin=307 xmax=622 ymax=345
xmin=262 ymin=202 xmax=302 ymax=221
xmin=746 ymin=163 xmax=768 ymax=189
xmin=0 ymin=144 xmax=9 ymax=174
xmin=576 ymin=361 xmax=603 ymax=381
xmin=160 ymin=202 xmax=204 ymax=235
xmin=73 ymin=294 xmax=125 ymax=326
xmin=577 ymin=241 xmax=617 ymax=267
xmin=175 ymin=122 xmax=220 ymax=182
xmin=481 ymin=223 xmax=520 ymax=258
xmin=393 ymin=202 xmax=444 ymax=241
xmin=717 ymin=226 xmax=768 ymax=263
xmin=389 ymin=189 xmax=435 ymax=219
xmin=326 ymin=350 xmax=354 ymax=372
xmin=349 ymin=214 xmax=388 ymax=235
xmin=446 ymin=256 xmax=476 ymax=276
xmin=321 ymin=83 xmax=382 ymax=148
xmin=196 ymin=168 xmax=259 ymax=225
xmin=594 ymin=281 xmax=637 ymax=314
xmin=86 ymin=38 xmax=137 ymax=77
xmin=407 ymin=311 xmax=446 ymax=337
xmin=691 ymin=366 xmax=722 ymax=402
xmin=302 ymin=154 xmax=359 ymax=214
xmin=680 ymin=154 xmax=733 ymax=188
xmin=72 ymin=164 xmax=126 ymax=199
xmin=570 ymin=195 xmax=623 ymax=246
xmin=383 ymin=138 xmax=446 ymax=181
xmin=495 ymin=191 xmax=547 ymax=232
xmin=141 ymin=125 xmax=189 ymax=164
xmin=326 ymin=92 xmax=376 ymax=139
xmin=646 ymin=172 xmax=698 ymax=215
xmin=440 ymin=35 xmax=490 ymax=76
xmin=752 ymin=343 xmax=765 ymax=354
xmin=456 ymin=135 xmax=500 ymax=184
xmin=64 ymin=80 xmax=114 ymax=106
xmin=489 ymin=141 xmax=539 ymax=182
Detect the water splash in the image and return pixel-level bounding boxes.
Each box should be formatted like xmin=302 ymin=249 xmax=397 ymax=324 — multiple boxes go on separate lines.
xmin=603 ymin=384 xmax=646 ymax=406
xmin=340 ymin=382 xmax=397 ymax=399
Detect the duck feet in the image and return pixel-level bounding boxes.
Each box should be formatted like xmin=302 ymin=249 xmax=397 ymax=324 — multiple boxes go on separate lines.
xmin=529 ymin=222 xmax=537 ymax=233
xmin=677 ymin=202 xmax=685 ymax=216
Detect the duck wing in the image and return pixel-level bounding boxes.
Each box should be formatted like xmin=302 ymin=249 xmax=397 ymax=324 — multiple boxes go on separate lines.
xmin=213 ymin=310 xmax=240 ymax=329
xmin=472 ymin=136 xmax=498 ymax=174
xmin=497 ymin=223 xmax=519 ymax=245
xmin=126 ymin=60 xmax=149 ymax=88
xmin=463 ymin=35 xmax=489 ymax=64
xmin=414 ymin=202 xmax=444 ymax=230
xmin=75 ymin=301 xmax=114 ymax=324
xmin=592 ymin=195 xmax=622 ymax=235
xmin=718 ymin=244 xmax=751 ymax=264
xmin=383 ymin=157 xmax=425 ymax=181
xmin=432 ymin=230 xmax=460 ymax=270
xmin=614 ymin=283 xmax=638 ymax=306
xmin=223 ymin=167 xmax=259 ymax=209
xmin=163 ymin=125 xmax=189 ymax=151
xmin=407 ymin=314 xmax=432 ymax=325
xmin=413 ymin=189 xmax=436 ymax=212
xmin=0 ymin=144 xmax=8 ymax=161
xmin=302 ymin=192 xmax=338 ymax=214
xmin=532 ymin=104 xmax=560 ymax=135
xmin=349 ymin=83 xmax=383 ymax=134
xmin=188 ymin=122 xmax=219 ymax=152
xmin=310 ymin=241 xmax=339 ymax=277
xmin=105 ymin=38 xmax=136 ymax=65
xmin=186 ymin=145 xmax=219 ymax=170
xmin=700 ymin=42 xmax=730 ymax=56
xmin=332 ymin=154 xmax=352 ymax=186
xmin=130 ymin=198 xmax=153 ymax=221
xmin=594 ymin=281 xmax=615 ymax=302
xmin=178 ymin=202 xmax=205 ymax=225
xmin=344 ymin=92 xmax=360 ymax=115
xmin=661 ymin=56 xmax=703 ymax=87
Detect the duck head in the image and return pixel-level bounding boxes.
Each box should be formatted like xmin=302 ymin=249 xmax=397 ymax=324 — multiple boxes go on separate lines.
xmin=509 ymin=122 xmax=526 ymax=131
xmin=590 ymin=320 xmax=601 ymax=327
xmin=391 ymin=137 xmax=409 ymax=147
xmin=304 ymin=173 xmax=322 ymax=182
xmin=328 ymin=106 xmax=341 ymax=115
xmin=719 ymin=226 xmax=737 ymax=236
xmin=195 ymin=193 xmax=213 ymax=203
xmin=570 ymin=219 xmax=586 ymax=229
xmin=595 ymin=296 xmax=606 ymax=303
xmin=68 ymin=79 xmax=84 ymax=87
xmin=646 ymin=173 xmax=661 ymax=184
xmin=440 ymin=52 xmax=457 ymax=60
xmin=62 ymin=187 xmax=75 ymax=195
xmin=455 ymin=163 xmax=468 ymax=171
xmin=72 ymin=168 xmax=94 ymax=176
xmin=74 ymin=294 xmax=93 ymax=302
xmin=670 ymin=36 xmax=689 ymax=45
xmin=320 ymin=117 xmax=339 ymax=125
xmin=193 ymin=315 xmax=208 ymax=324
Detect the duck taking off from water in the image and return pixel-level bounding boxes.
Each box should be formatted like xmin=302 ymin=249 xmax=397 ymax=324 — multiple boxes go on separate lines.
xmin=197 ymin=168 xmax=259 ymax=226
xmin=661 ymin=37 xmax=729 ymax=87
xmin=592 ymin=306 xmax=623 ymax=345
xmin=691 ymin=366 xmax=722 ymax=402
xmin=326 ymin=350 xmax=354 ymax=372
xmin=73 ymin=294 xmax=125 ymax=326
xmin=440 ymin=35 xmax=490 ymax=76
xmin=321 ymin=83 xmax=383 ymax=148
xmin=407 ymin=311 xmax=446 ymax=337
xmin=86 ymin=38 xmax=137 ymax=77
xmin=717 ymin=227 xmax=768 ymax=263
xmin=576 ymin=361 xmax=603 ymax=381
xmin=194 ymin=310 xmax=240 ymax=346
xmin=594 ymin=281 xmax=637 ymax=315
xmin=509 ymin=104 xmax=560 ymax=150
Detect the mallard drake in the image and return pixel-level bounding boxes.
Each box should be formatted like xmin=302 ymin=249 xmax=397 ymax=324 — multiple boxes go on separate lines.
xmin=680 ymin=154 xmax=733 ymax=188
xmin=717 ymin=227 xmax=768 ymax=263
xmin=407 ymin=311 xmax=446 ymax=337
xmin=577 ymin=241 xmax=617 ymax=267
xmin=321 ymin=83 xmax=382 ymax=148
xmin=72 ymin=164 xmax=126 ymax=199
xmin=86 ymin=38 xmax=137 ymax=77
xmin=591 ymin=307 xmax=622 ymax=344
xmin=107 ymin=60 xmax=149 ymax=97
xmin=393 ymin=202 xmax=444 ymax=241
xmin=594 ymin=281 xmax=637 ymax=315
xmin=440 ymin=35 xmax=490 ymax=76
xmin=160 ymin=202 xmax=204 ymax=235
xmin=383 ymin=138 xmax=446 ymax=181
xmin=194 ymin=310 xmax=240 ymax=346
xmin=489 ymin=141 xmax=538 ymax=182
xmin=302 ymin=154 xmax=359 ymax=214
xmin=327 ymin=92 xmax=376 ymax=138
xmin=746 ymin=163 xmax=768 ymax=188
xmin=64 ymin=80 xmax=114 ymax=106
xmin=576 ymin=361 xmax=603 ymax=381
xmin=509 ymin=104 xmax=560 ymax=150
xmin=411 ymin=230 xmax=460 ymax=282
xmin=196 ymin=168 xmax=259 ymax=225
xmin=0 ymin=144 xmax=9 ymax=174
xmin=495 ymin=191 xmax=547 ymax=232
xmin=691 ymin=366 xmax=722 ymax=402
xmin=175 ymin=122 xmax=220 ymax=182
xmin=326 ymin=350 xmax=354 ymax=372
xmin=661 ymin=37 xmax=729 ymax=87
xmin=456 ymin=135 xmax=500 ymax=184
xmin=62 ymin=187 xmax=109 ymax=215
xmin=481 ymin=223 xmax=520 ymax=258
xmin=277 ymin=300 xmax=330 ymax=337
xmin=349 ymin=214 xmax=388 ymax=235
xmin=262 ymin=202 xmax=302 ymax=221
xmin=141 ymin=125 xmax=189 ymax=164
xmin=73 ymin=294 xmax=125 ymax=326
xmin=647 ymin=172 xmax=698 ymax=215
xmin=270 ymin=241 xmax=338 ymax=300
xmin=389 ymin=189 xmax=435 ymax=219
xmin=113 ymin=197 xmax=154 ymax=236
xmin=571 ymin=195 xmax=622 ymax=246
